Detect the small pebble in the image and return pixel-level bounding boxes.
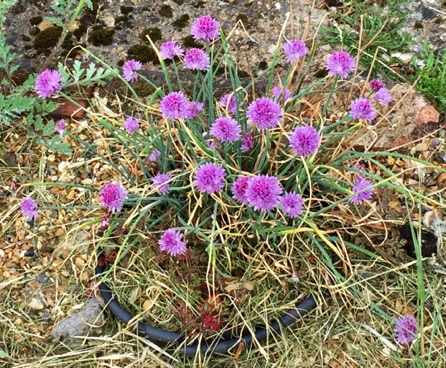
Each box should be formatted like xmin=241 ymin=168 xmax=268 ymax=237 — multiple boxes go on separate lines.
xmin=23 ymin=247 xmax=35 ymax=257
xmin=430 ymin=138 xmax=443 ymax=147
xmin=437 ymin=172 xmax=446 ymax=187
xmin=0 ymin=190 xmax=11 ymax=197
xmin=29 ymin=297 xmax=45 ymax=310
xmin=36 ymin=273 xmax=49 ymax=284
xmin=415 ymin=142 xmax=428 ymax=152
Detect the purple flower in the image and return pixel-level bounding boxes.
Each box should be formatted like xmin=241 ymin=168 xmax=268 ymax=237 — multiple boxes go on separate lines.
xmin=185 ymin=101 xmax=203 ymax=119
xmin=219 ymin=93 xmax=238 ymax=115
xmin=206 ymin=139 xmax=217 ymax=149
xmin=160 ymin=92 xmax=191 ymax=120
xmin=279 ymin=192 xmax=304 ymax=218
xmin=122 ymin=59 xmax=142 ymax=82
xmin=99 ymin=183 xmax=128 ymax=213
xmin=272 ymin=85 xmax=292 ymax=102
xmin=247 ymin=97 xmax=282 ymax=130
xmin=374 ymin=87 xmax=392 ymax=106
xmin=370 ymin=79 xmax=385 ymax=92
xmin=231 ymin=176 xmax=250 ymax=204
xmin=101 ymin=217 xmax=110 ymax=228
xmin=289 ymin=126 xmax=321 ymax=156
xmin=282 ymin=39 xmax=309 ymax=63
xmin=35 ymin=69 xmax=62 ymax=98
xmin=246 ymin=175 xmax=282 ymax=212
xmin=395 ymin=314 xmax=417 ymax=345
xmin=149 ymin=149 xmax=161 ymax=162
xmin=210 ymin=117 xmax=241 ymax=143
xmin=191 ymin=15 xmax=220 ymax=42
xmin=152 ymin=173 xmax=172 ymax=195
xmin=241 ymin=132 xmax=254 ymax=152
xmin=55 ymin=119 xmax=66 ymax=138
xmin=159 ymin=229 xmax=187 ymax=256
xmin=349 ymin=98 xmax=376 ymax=122
xmin=353 ymin=163 xmax=365 ymax=172
xmin=160 ymin=40 xmax=184 ymax=60
xmin=350 ymin=176 xmax=374 ymax=204
xmin=21 ymin=197 xmax=38 ymax=220
xmin=194 ymin=162 xmax=226 ymax=194
xmin=123 ymin=117 xmax=139 ymax=134
xmin=325 ymin=50 xmax=355 ymax=79
xmin=184 ymin=48 xmax=210 ymax=71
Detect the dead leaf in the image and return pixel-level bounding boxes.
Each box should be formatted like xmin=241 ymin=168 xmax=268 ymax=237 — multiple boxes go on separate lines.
xmin=225 ymin=281 xmax=255 ymax=292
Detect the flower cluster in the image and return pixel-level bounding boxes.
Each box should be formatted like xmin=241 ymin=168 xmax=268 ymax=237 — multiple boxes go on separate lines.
xmin=325 ymin=50 xmax=355 ymax=79
xmin=241 ymin=132 xmax=254 ymax=152
xmin=232 ymin=176 xmax=250 ymax=204
xmin=160 ymin=41 xmax=184 ymax=60
xmin=94 ymin=15 xmax=388 ymax=277
xmin=394 ymin=314 xmax=418 ymax=345
xmin=369 ymin=79 xmax=393 ymax=107
xmin=272 ymin=85 xmax=292 ymax=102
xmin=159 ymin=92 xmax=191 ymax=120
xmin=186 ymin=101 xmax=204 ymax=119
xmin=374 ymin=88 xmax=392 ymax=105
xmin=245 ymin=175 xmax=283 ymax=211
xmin=191 ymin=15 xmax=220 ymax=42
xmin=159 ymin=92 xmax=204 ymax=120
xmin=21 ymin=197 xmax=38 ymax=220
xmin=184 ymin=48 xmax=210 ymax=71
xmin=350 ymin=176 xmax=374 ymax=204
xmin=149 ymin=149 xmax=161 ymax=162
xmin=247 ymin=97 xmax=282 ymax=130
xmin=152 ymin=173 xmax=172 ymax=195
xmin=289 ymin=126 xmax=321 ymax=157
xmin=232 ymin=175 xmax=304 ymax=216
xmin=100 ymin=183 xmax=128 ymax=213
xmin=122 ymin=59 xmax=142 ymax=82
xmin=349 ymin=98 xmax=376 ymax=122
xmin=159 ymin=229 xmax=187 ymax=256
xmin=279 ymin=192 xmax=304 ymax=218
xmin=282 ymin=39 xmax=309 ymax=63
xmin=219 ymin=94 xmax=238 ymax=115
xmin=123 ymin=117 xmax=139 ymax=134
xmin=35 ymin=69 xmax=62 ymax=98
xmin=370 ymin=79 xmax=385 ymax=92
xmin=55 ymin=119 xmax=66 ymax=138
xmin=194 ymin=163 xmax=226 ymax=194
xmin=210 ymin=117 xmax=241 ymax=143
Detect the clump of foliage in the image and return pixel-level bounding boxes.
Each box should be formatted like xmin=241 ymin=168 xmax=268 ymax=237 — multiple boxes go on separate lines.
xmin=411 ymin=43 xmax=446 ymax=114
xmin=19 ymin=14 xmax=440 ymax=353
xmin=322 ymin=0 xmax=412 ymax=80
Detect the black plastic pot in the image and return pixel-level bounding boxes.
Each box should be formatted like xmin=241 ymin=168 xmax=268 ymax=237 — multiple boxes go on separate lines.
xmin=95 ymin=253 xmax=341 ymax=356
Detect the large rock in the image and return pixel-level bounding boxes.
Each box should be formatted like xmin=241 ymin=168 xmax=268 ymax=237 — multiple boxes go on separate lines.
xmin=52 ymin=298 xmax=104 ymax=339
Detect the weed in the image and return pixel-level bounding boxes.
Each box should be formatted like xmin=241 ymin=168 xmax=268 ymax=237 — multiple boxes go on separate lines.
xmin=411 ymin=43 xmax=446 ymax=113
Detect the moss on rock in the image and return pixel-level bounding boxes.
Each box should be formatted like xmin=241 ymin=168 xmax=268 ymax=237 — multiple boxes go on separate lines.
xmin=120 ymin=6 xmax=134 ymax=15
xmin=159 ymin=5 xmax=173 ymax=18
xmin=29 ymin=16 xmax=43 ymax=26
xmin=127 ymin=44 xmax=159 ymax=64
xmin=141 ymin=28 xmax=162 ymax=43
xmin=88 ymin=26 xmax=115 ymax=46
xmin=172 ymin=14 xmax=190 ymax=29
xmin=33 ymin=26 xmax=62 ymax=53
